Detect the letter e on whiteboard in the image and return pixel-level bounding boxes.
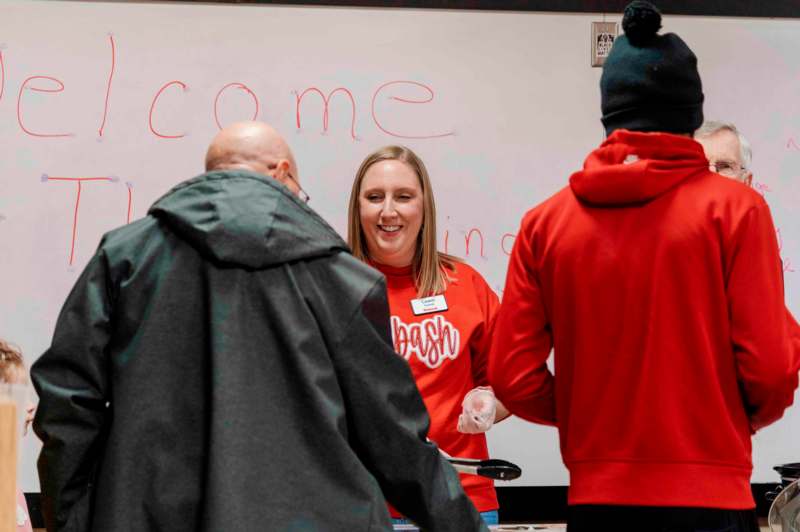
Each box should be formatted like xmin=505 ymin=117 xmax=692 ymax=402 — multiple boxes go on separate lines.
xmin=591 ymin=22 xmax=618 ymax=67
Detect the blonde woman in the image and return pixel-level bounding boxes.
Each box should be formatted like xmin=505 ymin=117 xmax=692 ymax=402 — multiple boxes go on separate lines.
xmin=347 ymin=145 xmax=509 ymax=526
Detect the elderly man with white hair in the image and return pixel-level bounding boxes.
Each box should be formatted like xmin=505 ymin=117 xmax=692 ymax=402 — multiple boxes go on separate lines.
xmin=695 ymin=120 xmax=753 ymax=186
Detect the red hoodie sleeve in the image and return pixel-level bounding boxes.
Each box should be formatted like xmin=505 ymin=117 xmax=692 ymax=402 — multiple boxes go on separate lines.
xmin=488 ymin=218 xmax=556 ymax=425
xmin=726 ymin=199 xmax=800 ymax=431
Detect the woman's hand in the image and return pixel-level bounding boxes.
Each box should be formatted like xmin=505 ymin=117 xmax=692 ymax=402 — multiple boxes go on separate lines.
xmin=457 ymin=386 xmax=497 ymax=434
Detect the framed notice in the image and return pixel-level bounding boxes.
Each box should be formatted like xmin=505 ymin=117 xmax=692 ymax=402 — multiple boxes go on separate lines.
xmin=591 ymin=21 xmax=618 ymax=67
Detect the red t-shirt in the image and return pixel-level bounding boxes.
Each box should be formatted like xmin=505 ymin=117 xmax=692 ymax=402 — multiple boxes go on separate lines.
xmin=374 ymin=260 xmax=500 ymax=514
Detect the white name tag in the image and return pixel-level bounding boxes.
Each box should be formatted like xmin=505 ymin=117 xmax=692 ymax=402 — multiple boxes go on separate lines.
xmin=410 ymin=294 xmax=448 ymax=316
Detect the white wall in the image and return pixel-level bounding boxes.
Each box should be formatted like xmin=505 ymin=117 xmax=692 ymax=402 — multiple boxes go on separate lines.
xmin=1 ymin=1 xmax=797 ymax=490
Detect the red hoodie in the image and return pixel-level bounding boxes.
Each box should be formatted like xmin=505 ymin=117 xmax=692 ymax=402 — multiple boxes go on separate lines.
xmin=489 ymin=130 xmax=800 ymax=509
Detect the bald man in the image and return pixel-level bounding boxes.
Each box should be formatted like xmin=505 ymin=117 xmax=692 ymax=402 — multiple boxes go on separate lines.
xmin=204 ymin=121 xmax=306 ymax=199
xmin=32 ymin=122 xmax=486 ymax=532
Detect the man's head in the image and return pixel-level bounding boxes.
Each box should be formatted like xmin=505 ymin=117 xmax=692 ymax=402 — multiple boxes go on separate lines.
xmin=205 ymin=121 xmax=307 ymax=201
xmin=600 ymin=1 xmax=704 ymax=136
xmin=695 ymin=121 xmax=753 ymax=186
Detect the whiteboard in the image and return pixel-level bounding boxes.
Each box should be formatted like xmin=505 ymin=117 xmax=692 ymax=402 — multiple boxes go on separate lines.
xmin=1 ymin=1 xmax=797 ymax=492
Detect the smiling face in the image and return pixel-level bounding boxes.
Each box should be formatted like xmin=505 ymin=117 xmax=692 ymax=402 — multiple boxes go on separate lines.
xmin=358 ymin=159 xmax=424 ymax=268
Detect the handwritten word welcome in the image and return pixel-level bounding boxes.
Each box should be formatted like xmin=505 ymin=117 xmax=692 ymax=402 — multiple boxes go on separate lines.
xmin=4 ymin=36 xmax=454 ymax=141
xmin=2 ymin=35 xmax=460 ymax=264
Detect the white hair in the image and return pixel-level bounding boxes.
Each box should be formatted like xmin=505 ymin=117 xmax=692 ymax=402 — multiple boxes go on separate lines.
xmin=695 ymin=120 xmax=752 ymax=170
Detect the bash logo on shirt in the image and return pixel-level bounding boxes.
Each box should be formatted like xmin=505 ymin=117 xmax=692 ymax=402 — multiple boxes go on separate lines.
xmin=390 ymin=315 xmax=460 ymax=369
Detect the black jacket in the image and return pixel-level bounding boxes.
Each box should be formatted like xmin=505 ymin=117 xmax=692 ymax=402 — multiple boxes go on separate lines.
xmin=32 ymin=170 xmax=486 ymax=532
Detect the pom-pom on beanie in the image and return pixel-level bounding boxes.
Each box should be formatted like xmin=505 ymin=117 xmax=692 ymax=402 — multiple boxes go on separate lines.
xmin=600 ymin=1 xmax=704 ymax=136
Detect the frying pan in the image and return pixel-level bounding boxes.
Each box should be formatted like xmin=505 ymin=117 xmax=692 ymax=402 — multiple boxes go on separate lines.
xmin=767 ymin=463 xmax=800 ymax=502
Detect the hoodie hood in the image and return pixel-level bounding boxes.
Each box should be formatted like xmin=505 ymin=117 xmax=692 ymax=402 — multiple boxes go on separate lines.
xmin=149 ymin=170 xmax=347 ymax=268
xmin=569 ymin=129 xmax=708 ymax=206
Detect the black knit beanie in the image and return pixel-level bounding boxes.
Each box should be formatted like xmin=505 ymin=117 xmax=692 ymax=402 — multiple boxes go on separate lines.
xmin=600 ymin=1 xmax=704 ymax=136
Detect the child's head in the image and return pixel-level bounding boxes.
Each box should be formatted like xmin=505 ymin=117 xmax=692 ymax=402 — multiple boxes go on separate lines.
xmin=0 ymin=339 xmax=27 ymax=385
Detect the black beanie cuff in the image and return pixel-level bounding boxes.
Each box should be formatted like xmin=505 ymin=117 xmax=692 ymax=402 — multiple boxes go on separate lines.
xmin=602 ymin=102 xmax=704 ymax=136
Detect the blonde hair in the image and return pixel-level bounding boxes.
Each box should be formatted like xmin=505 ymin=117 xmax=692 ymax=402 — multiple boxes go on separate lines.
xmin=347 ymin=145 xmax=459 ymax=297
xmin=0 ymin=339 xmax=25 ymax=384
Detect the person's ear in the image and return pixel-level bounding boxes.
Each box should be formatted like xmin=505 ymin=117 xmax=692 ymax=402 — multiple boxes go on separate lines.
xmin=273 ymin=159 xmax=291 ymax=180
xmin=744 ymin=172 xmax=753 ymax=187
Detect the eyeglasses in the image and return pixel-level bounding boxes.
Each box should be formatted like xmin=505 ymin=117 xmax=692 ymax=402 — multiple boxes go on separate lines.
xmin=278 ymin=172 xmax=311 ymax=203
xmin=266 ymin=163 xmax=311 ymax=203
xmin=709 ymin=160 xmax=745 ymax=178
xmin=285 ymin=173 xmax=310 ymax=203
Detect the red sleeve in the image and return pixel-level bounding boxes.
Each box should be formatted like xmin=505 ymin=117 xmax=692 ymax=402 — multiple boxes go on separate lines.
xmin=787 ymin=308 xmax=800 ymax=374
xmin=726 ymin=199 xmax=800 ymax=431
xmin=488 ymin=216 xmax=556 ymax=425
xmin=466 ymin=266 xmax=500 ymax=387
